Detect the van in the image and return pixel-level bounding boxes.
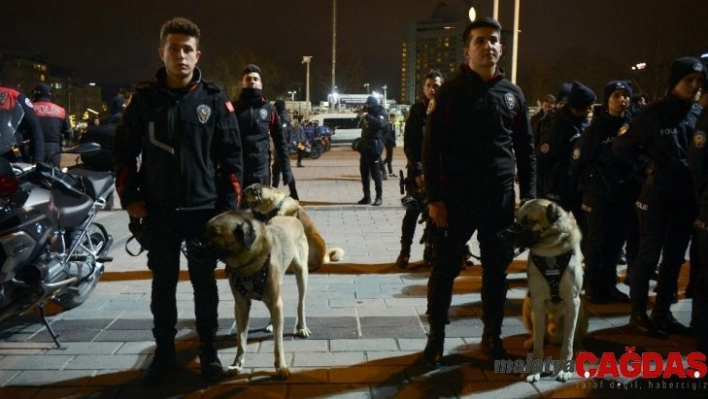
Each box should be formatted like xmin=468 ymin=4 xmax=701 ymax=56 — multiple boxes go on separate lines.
xmin=308 ymin=113 xmax=361 ymax=145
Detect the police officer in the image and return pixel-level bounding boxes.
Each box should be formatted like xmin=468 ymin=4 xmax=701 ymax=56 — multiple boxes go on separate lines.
xmin=613 ymin=56 xmax=705 ymax=337
xmin=113 ymin=17 xmax=243 ymax=386
xmin=537 ymin=81 xmax=596 ymax=234
xmin=235 ymin=64 xmax=292 ymax=189
xmin=396 ymin=70 xmax=443 ymax=269
xmin=31 ymin=83 xmax=72 ymax=166
xmin=422 ymin=17 xmax=536 ymax=364
xmin=271 ymin=99 xmax=299 ymax=199
xmin=570 ymin=80 xmax=633 ymax=304
xmin=357 ymin=95 xmax=387 ymax=206
xmin=0 ymin=84 xmax=44 ymax=163
xmin=533 ymin=83 xmax=570 ymax=193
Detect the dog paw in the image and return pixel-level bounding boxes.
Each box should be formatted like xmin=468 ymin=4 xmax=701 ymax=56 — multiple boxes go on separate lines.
xmin=275 ymin=367 xmax=291 ymax=380
xmin=225 ymin=365 xmax=243 ymax=377
xmin=523 ymin=338 xmax=534 ymax=351
xmin=294 ymin=327 xmax=312 ymax=338
xmin=556 ymin=371 xmax=573 ymax=382
xmin=525 ymin=373 xmax=541 ymax=383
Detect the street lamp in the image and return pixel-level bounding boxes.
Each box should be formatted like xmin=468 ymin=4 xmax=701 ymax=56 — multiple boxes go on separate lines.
xmin=381 ymin=85 xmax=387 ymax=109
xmin=288 ymin=90 xmax=297 ymax=101
xmin=364 ymin=83 xmax=370 ymax=94
xmin=302 ymin=56 xmax=312 ymax=117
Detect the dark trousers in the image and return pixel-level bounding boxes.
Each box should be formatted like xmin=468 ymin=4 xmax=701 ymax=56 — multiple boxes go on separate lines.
xmin=359 ymin=139 xmax=383 ymax=199
xmin=630 ymin=182 xmax=696 ymax=316
xmin=244 ymin=160 xmax=271 ymax=189
xmin=582 ymin=184 xmax=628 ymax=295
xmin=383 ymin=143 xmax=394 ymax=174
xmin=400 ymin=209 xmax=420 ymax=251
xmin=427 ymin=188 xmax=515 ymax=338
xmin=144 ymin=209 xmax=219 ymax=349
xmin=43 ymin=143 xmax=62 ymax=167
xmin=692 ymin=208 xmax=708 ymax=353
xmin=272 ymin=154 xmax=298 ymax=199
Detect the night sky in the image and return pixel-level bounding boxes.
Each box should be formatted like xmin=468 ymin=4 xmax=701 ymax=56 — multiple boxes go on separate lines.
xmin=1 ymin=0 xmax=706 ymax=101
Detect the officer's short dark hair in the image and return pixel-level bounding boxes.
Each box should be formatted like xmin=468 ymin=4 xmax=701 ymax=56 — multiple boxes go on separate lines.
xmin=462 ymin=17 xmax=502 ymax=47
xmin=424 ymin=70 xmax=444 ymax=83
xmin=242 ymin=64 xmax=261 ymax=76
xmin=160 ymin=17 xmax=201 ymax=46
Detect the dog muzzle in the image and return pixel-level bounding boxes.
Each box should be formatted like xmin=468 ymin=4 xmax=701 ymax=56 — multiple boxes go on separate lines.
xmin=182 ymin=236 xmax=223 ymax=263
xmin=497 ymin=222 xmax=542 ymax=250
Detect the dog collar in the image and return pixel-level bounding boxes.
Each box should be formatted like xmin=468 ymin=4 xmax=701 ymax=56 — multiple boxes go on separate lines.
xmin=531 ymin=251 xmax=573 ymax=305
xmin=255 ymin=197 xmax=287 ymax=222
xmin=229 ymin=255 xmax=270 ymax=301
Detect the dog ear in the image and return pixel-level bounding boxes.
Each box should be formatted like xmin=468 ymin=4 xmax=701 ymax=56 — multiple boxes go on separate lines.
xmin=546 ymin=202 xmax=561 ymax=224
xmin=234 ymin=219 xmax=257 ymax=249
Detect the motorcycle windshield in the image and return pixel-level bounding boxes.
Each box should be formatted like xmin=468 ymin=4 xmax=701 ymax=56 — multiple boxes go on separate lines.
xmin=0 ymin=101 xmax=25 ymax=144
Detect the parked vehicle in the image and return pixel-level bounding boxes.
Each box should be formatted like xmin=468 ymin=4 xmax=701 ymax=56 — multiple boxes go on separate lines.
xmin=0 ymin=143 xmax=114 ymax=347
xmin=308 ymin=113 xmax=361 ymax=146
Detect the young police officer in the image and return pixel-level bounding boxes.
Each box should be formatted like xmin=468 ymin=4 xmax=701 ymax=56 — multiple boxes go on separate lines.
xmin=422 ymin=17 xmax=535 ymax=365
xmin=113 ymin=17 xmax=244 ymax=386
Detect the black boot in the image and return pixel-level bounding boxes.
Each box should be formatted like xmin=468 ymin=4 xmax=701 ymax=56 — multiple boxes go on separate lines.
xmin=423 ymin=326 xmax=445 ymax=368
xmin=142 ymin=344 xmax=176 ymax=387
xmin=480 ymin=335 xmax=508 ymax=361
xmin=650 ymin=311 xmax=693 ymax=337
xmin=199 ymin=343 xmax=225 ymax=385
xmin=357 ymin=196 xmax=371 ymax=205
xmin=629 ymin=312 xmax=668 ymax=339
xmin=396 ymin=245 xmax=411 ymax=270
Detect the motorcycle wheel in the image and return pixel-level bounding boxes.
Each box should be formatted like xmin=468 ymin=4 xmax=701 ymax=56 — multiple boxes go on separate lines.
xmin=55 ymin=224 xmax=108 ymax=310
xmin=309 ymin=141 xmax=324 ymax=159
xmin=324 ymin=139 xmax=331 ymax=152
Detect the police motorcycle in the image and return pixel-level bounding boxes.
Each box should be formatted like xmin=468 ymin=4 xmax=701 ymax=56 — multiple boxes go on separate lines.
xmin=0 ymin=143 xmax=114 ymax=348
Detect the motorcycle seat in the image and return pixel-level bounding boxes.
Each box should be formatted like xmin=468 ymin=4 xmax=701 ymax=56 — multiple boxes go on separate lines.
xmin=67 ymin=168 xmax=114 ymax=200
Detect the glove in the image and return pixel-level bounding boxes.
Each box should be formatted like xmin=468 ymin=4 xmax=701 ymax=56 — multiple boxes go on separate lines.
xmin=282 ymin=170 xmax=294 ymax=185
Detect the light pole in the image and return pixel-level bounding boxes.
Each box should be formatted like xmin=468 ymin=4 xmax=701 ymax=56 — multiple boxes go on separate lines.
xmin=381 ymin=85 xmax=387 ymax=109
xmin=332 ymin=0 xmax=337 ymax=102
xmin=302 ymin=56 xmax=312 ymax=118
xmin=511 ymin=0 xmax=520 ymax=84
xmin=364 ymin=83 xmax=370 ymax=94
xmin=288 ymin=91 xmax=297 ymax=101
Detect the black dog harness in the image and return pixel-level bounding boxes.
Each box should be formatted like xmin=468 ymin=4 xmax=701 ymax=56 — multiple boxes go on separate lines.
xmin=253 ymin=197 xmax=286 ymax=222
xmin=229 ymin=255 xmax=270 ymax=301
xmin=530 ymin=251 xmax=573 ymax=304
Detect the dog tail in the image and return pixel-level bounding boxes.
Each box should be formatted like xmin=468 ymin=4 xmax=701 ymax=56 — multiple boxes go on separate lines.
xmin=324 ymin=247 xmax=345 ymax=263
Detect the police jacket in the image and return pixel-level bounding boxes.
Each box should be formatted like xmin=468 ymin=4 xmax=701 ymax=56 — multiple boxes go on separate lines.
xmin=359 ymin=104 xmax=388 ymax=140
xmin=403 ymin=100 xmax=427 ymax=176
xmin=234 ymin=89 xmax=291 ymax=177
xmin=32 ymin=96 xmax=72 ymax=145
xmin=569 ymin=111 xmax=632 ymax=192
xmin=613 ymin=93 xmax=701 ymax=191
xmin=536 ymin=107 xmax=589 ymax=200
xmin=278 ymin=110 xmax=293 ymax=143
xmin=0 ymin=86 xmax=44 ymax=161
xmin=687 ymin=108 xmax=708 ymax=207
xmin=113 ymin=67 xmax=243 ymax=212
xmin=423 ymin=64 xmax=536 ymax=202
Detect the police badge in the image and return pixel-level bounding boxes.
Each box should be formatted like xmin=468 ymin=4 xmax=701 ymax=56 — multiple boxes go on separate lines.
xmin=197 ymin=104 xmax=211 ymax=124
xmin=694 ymin=130 xmax=706 ymax=149
xmin=259 ymin=109 xmax=268 ymax=120
xmin=426 ymin=98 xmax=436 ymax=115
xmin=572 ymin=148 xmax=581 ymax=160
xmin=504 ymin=93 xmax=516 ymax=110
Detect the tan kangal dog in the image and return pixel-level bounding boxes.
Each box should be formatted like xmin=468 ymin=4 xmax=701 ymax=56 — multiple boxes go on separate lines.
xmin=205 ymin=211 xmax=311 ymax=379
xmin=241 ymin=183 xmax=344 ymax=271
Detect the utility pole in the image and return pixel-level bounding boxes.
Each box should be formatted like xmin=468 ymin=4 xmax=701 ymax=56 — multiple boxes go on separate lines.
xmin=302 ymin=56 xmax=312 ymax=118
xmin=332 ymin=0 xmax=337 ymax=102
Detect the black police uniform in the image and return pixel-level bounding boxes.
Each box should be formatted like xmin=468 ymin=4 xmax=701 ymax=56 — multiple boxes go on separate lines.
xmin=0 ymin=86 xmax=44 ymax=163
xmin=272 ymin=108 xmax=299 ymax=199
xmin=688 ymin=107 xmax=708 ymax=353
xmin=235 ymin=88 xmax=291 ymax=189
xmin=613 ymin=93 xmax=701 ymax=332
xmin=358 ymin=103 xmax=388 ymax=203
xmin=570 ymin=111 xmax=632 ymax=301
xmin=423 ymin=64 xmax=536 ymax=358
xmin=113 ymin=67 xmax=243 ymax=365
xmin=32 ymin=90 xmax=72 ymax=166
xmin=536 ymin=106 xmax=589 ymax=230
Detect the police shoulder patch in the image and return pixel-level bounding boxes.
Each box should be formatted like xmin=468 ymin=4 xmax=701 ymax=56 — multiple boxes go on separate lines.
xmin=572 ymin=148 xmax=581 ymax=160
xmin=540 ymin=143 xmax=550 ymax=154
xmin=618 ymin=123 xmax=629 ymax=136
xmin=694 ymin=130 xmax=707 ymax=149
xmin=259 ymin=108 xmax=268 ymax=120
xmin=504 ymin=93 xmax=516 ymax=110
xmin=24 ymin=97 xmax=34 ymax=108
xmin=426 ymin=98 xmax=436 ymax=115
xmin=196 ymin=104 xmax=211 ymax=124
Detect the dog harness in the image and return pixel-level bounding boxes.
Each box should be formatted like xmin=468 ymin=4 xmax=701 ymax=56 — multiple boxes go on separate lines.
xmin=254 ymin=198 xmax=287 ymax=222
xmin=530 ymin=251 xmax=573 ymax=304
xmin=229 ymin=255 xmax=270 ymax=301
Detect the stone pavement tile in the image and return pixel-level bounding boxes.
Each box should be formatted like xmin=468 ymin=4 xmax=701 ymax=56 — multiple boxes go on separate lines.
xmin=361 ymin=323 xmax=425 ymax=339
xmin=330 ymin=338 xmax=398 ymax=352
xmin=0 ymin=386 xmax=38 ymax=398
xmin=198 ymin=383 xmax=288 ymax=399
xmin=29 ymin=329 xmax=103 ymax=344
xmin=108 ymin=318 xmax=155 ymax=330
xmin=406 ymin=363 xmax=487 ymax=383
xmin=64 ymin=354 xmax=147 ymax=370
xmin=259 ymin=339 xmax=329 ymax=353
xmin=0 ymin=342 xmax=51 ymax=355
xmin=7 ymin=370 xmax=91 ymax=386
xmin=0 ymin=354 xmax=74 ymax=370
xmin=456 ymin=381 xmax=542 ymax=398
xmin=372 ymin=383 xmax=457 ymax=399
xmin=93 ymin=329 xmax=154 ymax=342
xmin=330 ymin=365 xmax=407 ymax=384
xmin=57 ymin=309 xmax=124 ymax=321
xmin=293 ymin=352 xmax=365 ymax=367
xmin=30 ymin=386 xmax=122 ymax=399
xmin=50 ymin=318 xmax=115 ymax=330
xmin=358 ymin=307 xmax=420 ymax=318
xmin=288 ymin=384 xmax=371 ymax=399
xmin=329 ymin=298 xmax=387 ymax=308
xmin=42 ymin=342 xmax=122 ymax=355
xmin=365 ymin=351 xmax=420 ymax=365
xmin=86 ymin=369 xmax=143 ymax=387
xmin=0 ymin=370 xmax=20 ymax=387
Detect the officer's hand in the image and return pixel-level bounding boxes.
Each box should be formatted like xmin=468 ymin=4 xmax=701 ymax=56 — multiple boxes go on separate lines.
xmin=415 ymin=175 xmax=424 ymax=188
xmin=282 ymin=170 xmax=294 ymax=185
xmin=127 ymin=200 xmax=148 ymax=219
xmin=429 ymin=201 xmax=448 ymax=228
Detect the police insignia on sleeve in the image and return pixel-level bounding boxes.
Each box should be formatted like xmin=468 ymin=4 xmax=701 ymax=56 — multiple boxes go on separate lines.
xmin=618 ymin=124 xmax=629 ymax=136
xmin=259 ymin=109 xmax=268 ymax=120
xmin=197 ymin=104 xmax=211 ymax=124
xmin=695 ymin=130 xmax=707 ymax=149
xmin=0 ymin=92 xmax=7 ymax=105
xmin=24 ymin=97 xmax=34 ymax=108
xmin=540 ymin=143 xmax=550 ymax=154
xmin=504 ymin=93 xmax=516 ymax=109
xmin=572 ymin=148 xmax=581 ymax=160
xmin=426 ymin=98 xmax=436 ymax=115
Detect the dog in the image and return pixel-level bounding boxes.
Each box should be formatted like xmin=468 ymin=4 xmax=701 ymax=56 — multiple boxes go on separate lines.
xmin=502 ymin=199 xmax=586 ymax=382
xmin=241 ymin=183 xmax=344 ymax=272
xmin=205 ymin=211 xmax=311 ymax=379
